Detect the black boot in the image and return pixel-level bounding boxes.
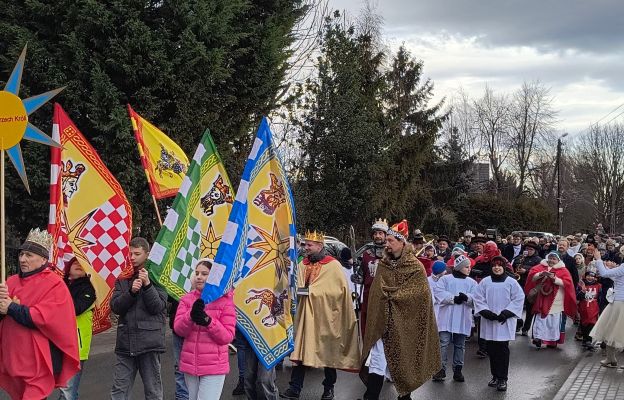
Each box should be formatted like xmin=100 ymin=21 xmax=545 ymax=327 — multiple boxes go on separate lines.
xmin=497 ymin=379 xmax=508 ymax=391
xmin=488 ymin=376 xmax=498 ymax=387
xmin=232 ymin=377 xmax=245 ymax=395
xmin=453 ymin=366 xmax=464 ymax=382
xmin=363 ymin=373 xmax=384 ymax=400
xmin=321 ymin=387 xmax=334 ymax=400
xmin=432 ymin=368 xmax=446 ymax=382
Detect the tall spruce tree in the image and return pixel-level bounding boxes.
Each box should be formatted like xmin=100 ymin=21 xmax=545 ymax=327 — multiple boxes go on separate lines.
xmin=0 ymin=0 xmax=305 ymax=240
xmin=293 ymin=19 xmax=444 ymax=238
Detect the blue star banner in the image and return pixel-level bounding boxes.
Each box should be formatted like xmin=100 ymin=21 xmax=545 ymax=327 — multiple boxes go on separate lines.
xmin=202 ymin=117 xmax=297 ymax=368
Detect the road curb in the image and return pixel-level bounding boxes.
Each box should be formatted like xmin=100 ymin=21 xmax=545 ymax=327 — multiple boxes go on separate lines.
xmin=553 ymin=351 xmax=624 ymax=400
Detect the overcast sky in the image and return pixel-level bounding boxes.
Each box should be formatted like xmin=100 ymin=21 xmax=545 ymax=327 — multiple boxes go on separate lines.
xmin=328 ymin=0 xmax=624 ymax=134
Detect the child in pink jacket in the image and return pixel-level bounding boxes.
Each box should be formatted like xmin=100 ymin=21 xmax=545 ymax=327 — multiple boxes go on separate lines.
xmin=174 ymin=259 xmax=236 ymax=400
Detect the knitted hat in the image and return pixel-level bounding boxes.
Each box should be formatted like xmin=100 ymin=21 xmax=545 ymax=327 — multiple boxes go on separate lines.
xmin=432 ymin=260 xmax=447 ymax=275
xmin=546 ymin=252 xmax=561 ymax=261
xmin=454 ymin=255 xmax=471 ymax=271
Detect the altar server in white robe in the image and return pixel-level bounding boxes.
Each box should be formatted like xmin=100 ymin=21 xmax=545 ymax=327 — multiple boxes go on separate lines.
xmin=431 ymin=255 xmax=477 ymax=383
xmin=428 ymin=260 xmax=448 ymax=324
xmin=473 ymin=255 xmax=525 ymax=393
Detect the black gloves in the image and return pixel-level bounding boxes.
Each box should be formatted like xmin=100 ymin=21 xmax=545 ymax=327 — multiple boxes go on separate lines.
xmin=497 ymin=309 xmax=515 ymax=323
xmin=453 ymin=292 xmax=469 ymax=304
xmin=190 ymin=298 xmax=211 ymax=327
xmin=480 ymin=310 xmax=499 ymax=321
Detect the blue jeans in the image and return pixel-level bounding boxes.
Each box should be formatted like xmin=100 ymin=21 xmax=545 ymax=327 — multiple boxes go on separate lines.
xmin=439 ymin=331 xmax=466 ymax=371
xmin=234 ymin=329 xmax=248 ymax=381
xmin=173 ymin=333 xmax=189 ymax=400
xmin=58 ymin=361 xmax=84 ymax=400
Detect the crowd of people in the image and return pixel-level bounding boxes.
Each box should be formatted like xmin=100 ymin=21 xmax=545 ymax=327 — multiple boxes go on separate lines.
xmin=2 ymin=222 xmax=624 ymax=400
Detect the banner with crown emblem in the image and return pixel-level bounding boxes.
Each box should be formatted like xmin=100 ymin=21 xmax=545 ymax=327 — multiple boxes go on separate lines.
xmin=127 ymin=105 xmax=190 ymax=199
xmin=48 ymin=103 xmax=133 ymax=334
xmin=147 ymin=129 xmax=233 ymax=300
xmin=202 ymin=117 xmax=297 ymax=369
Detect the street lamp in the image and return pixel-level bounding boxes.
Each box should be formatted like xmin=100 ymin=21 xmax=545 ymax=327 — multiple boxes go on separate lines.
xmin=556 ymin=132 xmax=569 ymax=235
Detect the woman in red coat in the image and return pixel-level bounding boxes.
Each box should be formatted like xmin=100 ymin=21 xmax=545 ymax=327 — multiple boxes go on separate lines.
xmin=525 ymin=252 xmax=577 ymax=349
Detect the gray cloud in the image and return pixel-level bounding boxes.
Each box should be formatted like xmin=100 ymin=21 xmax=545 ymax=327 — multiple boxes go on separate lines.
xmin=333 ymin=0 xmax=624 ymax=54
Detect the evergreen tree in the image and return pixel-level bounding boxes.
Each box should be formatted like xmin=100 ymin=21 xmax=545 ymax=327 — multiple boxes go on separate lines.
xmin=0 ymin=0 xmax=304 ymax=240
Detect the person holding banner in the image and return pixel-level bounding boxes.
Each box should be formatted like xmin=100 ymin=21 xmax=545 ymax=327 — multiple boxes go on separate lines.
xmin=0 ymin=229 xmax=80 ymax=400
xmin=58 ymin=257 xmax=97 ymax=400
xmin=281 ymin=231 xmax=360 ymax=400
xmin=174 ymin=259 xmax=236 ymax=400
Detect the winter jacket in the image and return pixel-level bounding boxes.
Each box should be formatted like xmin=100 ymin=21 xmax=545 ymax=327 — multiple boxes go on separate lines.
xmin=502 ymin=243 xmax=523 ymax=262
xmin=110 ymin=276 xmax=168 ymax=356
xmin=511 ymin=254 xmax=542 ymax=288
xmin=66 ymin=276 xmax=96 ymax=360
xmin=174 ymin=290 xmax=236 ymax=377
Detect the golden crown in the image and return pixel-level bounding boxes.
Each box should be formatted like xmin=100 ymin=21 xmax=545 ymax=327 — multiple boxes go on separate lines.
xmin=304 ymin=230 xmax=325 ymax=243
xmin=372 ymin=218 xmax=388 ymax=232
xmin=25 ymin=228 xmax=54 ymax=250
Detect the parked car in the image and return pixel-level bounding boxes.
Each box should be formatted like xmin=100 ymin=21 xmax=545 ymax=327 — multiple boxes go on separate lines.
xmin=510 ymin=230 xmax=555 ymax=242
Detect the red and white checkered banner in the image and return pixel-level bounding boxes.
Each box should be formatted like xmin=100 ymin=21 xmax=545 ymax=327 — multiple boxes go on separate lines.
xmin=48 ymin=103 xmax=133 ymax=334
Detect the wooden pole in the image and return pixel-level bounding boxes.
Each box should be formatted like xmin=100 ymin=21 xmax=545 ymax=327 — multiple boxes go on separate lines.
xmin=151 ymin=194 xmax=163 ymax=226
xmin=1 ymin=149 xmax=5 ymax=284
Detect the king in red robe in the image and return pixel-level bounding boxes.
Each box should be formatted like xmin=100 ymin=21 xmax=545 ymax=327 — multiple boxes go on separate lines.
xmin=0 ymin=229 xmax=79 ymax=399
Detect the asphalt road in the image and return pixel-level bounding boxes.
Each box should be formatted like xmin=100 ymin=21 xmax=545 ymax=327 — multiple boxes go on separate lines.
xmin=2 ymin=322 xmax=585 ymax=400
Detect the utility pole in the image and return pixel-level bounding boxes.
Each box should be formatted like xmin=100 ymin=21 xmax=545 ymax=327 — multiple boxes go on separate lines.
xmin=556 ymin=133 xmax=568 ymax=235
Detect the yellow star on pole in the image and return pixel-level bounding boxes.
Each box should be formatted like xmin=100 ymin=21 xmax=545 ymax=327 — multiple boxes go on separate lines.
xmin=0 ymin=45 xmax=63 ymax=193
xmin=201 ymin=221 xmax=222 ymax=259
xmin=247 ymin=221 xmax=290 ymax=280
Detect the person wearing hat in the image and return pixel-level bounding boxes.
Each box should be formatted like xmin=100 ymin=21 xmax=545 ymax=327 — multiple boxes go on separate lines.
xmin=428 ymin=260 xmax=448 ymax=324
xmin=431 ymin=255 xmax=477 ymax=383
xmin=525 ymin=252 xmax=577 ymax=349
xmin=436 ymin=236 xmax=452 ymax=262
xmin=470 ymin=241 xmax=503 ymax=358
xmin=355 ymin=219 xmax=389 ymax=337
xmin=0 ymin=228 xmax=80 ymax=399
xmin=468 ymin=234 xmax=487 ymax=259
xmin=576 ymin=269 xmax=601 ymax=350
xmin=472 ymin=254 xmax=525 ymax=392
xmin=58 ymin=257 xmax=97 ymax=400
xmin=511 ymin=241 xmax=542 ymax=336
xmin=411 ymin=229 xmax=425 ymax=252
xmin=281 ymin=231 xmax=359 ymax=400
xmin=360 ymin=220 xmax=440 ymax=400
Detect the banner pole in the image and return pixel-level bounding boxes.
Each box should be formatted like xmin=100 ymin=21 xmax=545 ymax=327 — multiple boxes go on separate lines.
xmin=1 ymin=148 xmax=5 ymax=284
xmin=151 ymin=194 xmax=163 ymax=226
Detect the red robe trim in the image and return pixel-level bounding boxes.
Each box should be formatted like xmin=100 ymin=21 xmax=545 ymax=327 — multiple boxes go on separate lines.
xmin=525 ymin=260 xmax=577 ymax=319
xmin=0 ymin=267 xmax=80 ymax=400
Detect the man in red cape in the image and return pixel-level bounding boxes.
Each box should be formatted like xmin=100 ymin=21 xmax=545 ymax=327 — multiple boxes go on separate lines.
xmin=524 ymin=252 xmax=577 ymax=348
xmin=0 ymin=229 xmax=80 ymax=399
